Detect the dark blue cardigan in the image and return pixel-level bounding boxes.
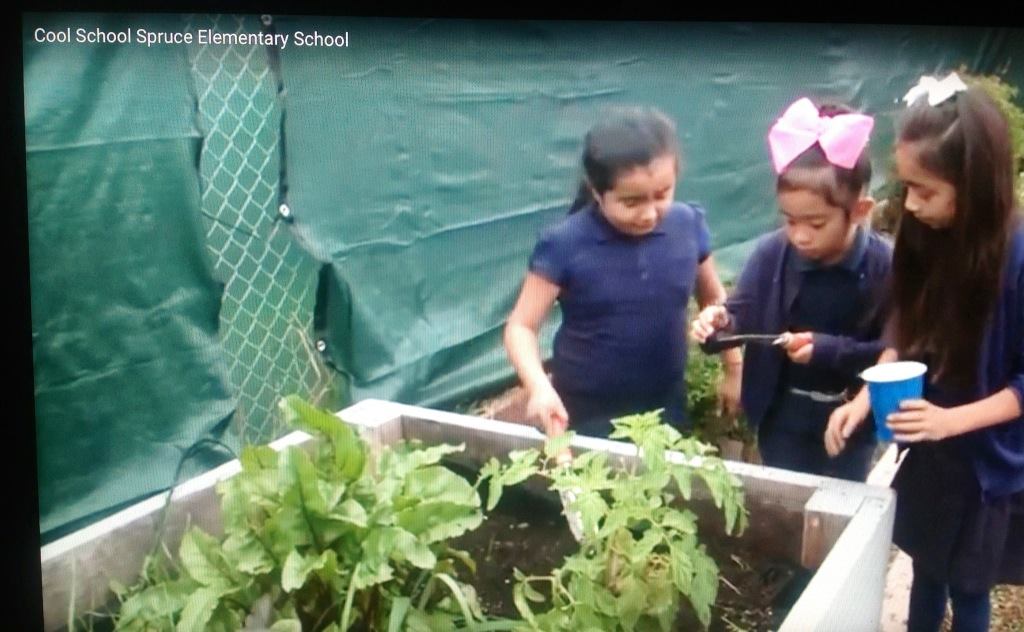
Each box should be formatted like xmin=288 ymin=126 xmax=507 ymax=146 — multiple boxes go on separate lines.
xmin=723 ymin=228 xmax=893 ymax=429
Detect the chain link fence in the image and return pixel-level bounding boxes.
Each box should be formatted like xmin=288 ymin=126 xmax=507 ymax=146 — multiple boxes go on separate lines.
xmin=185 ymin=13 xmax=343 ymax=444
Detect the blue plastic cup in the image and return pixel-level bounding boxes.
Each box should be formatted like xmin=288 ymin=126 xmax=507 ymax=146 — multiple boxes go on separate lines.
xmin=860 ymin=361 xmax=927 ymax=442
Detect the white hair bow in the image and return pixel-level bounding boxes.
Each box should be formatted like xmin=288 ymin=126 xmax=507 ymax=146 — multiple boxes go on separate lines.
xmin=902 ymin=72 xmax=968 ymax=107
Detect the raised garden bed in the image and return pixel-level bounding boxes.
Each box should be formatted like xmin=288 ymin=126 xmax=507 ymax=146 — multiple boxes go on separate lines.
xmin=41 ymin=399 xmax=895 ymax=631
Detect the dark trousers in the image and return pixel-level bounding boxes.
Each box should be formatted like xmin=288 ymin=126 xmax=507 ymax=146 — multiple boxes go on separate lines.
xmin=908 ymin=560 xmax=990 ymax=632
xmin=557 ymin=384 xmax=690 ymax=440
xmin=758 ymin=394 xmax=876 ymax=481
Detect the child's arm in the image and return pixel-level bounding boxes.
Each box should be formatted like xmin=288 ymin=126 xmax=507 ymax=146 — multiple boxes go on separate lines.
xmin=694 ymin=256 xmax=742 ymax=415
xmin=799 ymin=334 xmax=886 ymax=375
xmin=889 ymin=262 xmax=1024 ymax=441
xmin=887 ymin=388 xmax=1024 ymax=442
xmin=694 ymin=256 xmax=743 ymax=368
xmin=504 ymin=272 xmax=568 ymax=436
xmin=825 ymin=348 xmax=897 ymax=456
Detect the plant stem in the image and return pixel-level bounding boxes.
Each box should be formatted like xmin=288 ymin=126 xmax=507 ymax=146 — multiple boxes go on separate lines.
xmin=340 ymin=563 xmax=361 ymax=630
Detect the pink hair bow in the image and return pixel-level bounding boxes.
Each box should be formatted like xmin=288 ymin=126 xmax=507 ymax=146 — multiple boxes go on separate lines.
xmin=768 ymin=98 xmax=874 ymax=174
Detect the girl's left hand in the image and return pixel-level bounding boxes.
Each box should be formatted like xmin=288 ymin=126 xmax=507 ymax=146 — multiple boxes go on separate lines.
xmin=886 ymin=399 xmax=958 ymax=442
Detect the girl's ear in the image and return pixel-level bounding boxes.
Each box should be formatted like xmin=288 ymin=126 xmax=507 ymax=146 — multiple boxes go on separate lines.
xmin=588 ymin=182 xmax=602 ymax=208
xmin=851 ymin=196 xmax=875 ymax=224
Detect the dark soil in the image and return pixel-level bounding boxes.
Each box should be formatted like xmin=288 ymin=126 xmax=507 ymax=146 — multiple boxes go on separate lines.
xmin=452 ymin=468 xmax=805 ymax=631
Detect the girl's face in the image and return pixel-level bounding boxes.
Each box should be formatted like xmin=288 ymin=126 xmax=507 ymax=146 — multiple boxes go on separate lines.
xmin=593 ymin=154 xmax=677 ymax=237
xmin=895 ymin=142 xmax=957 ymax=229
xmin=778 ymin=188 xmax=867 ymax=265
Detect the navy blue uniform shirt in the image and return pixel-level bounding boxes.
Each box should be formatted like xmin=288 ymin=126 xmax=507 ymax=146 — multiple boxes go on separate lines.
xmin=529 ymin=202 xmax=711 ymax=402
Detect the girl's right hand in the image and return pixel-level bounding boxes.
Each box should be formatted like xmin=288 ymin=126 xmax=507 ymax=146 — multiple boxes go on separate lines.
xmin=526 ymin=384 xmax=569 ymax=437
xmin=825 ymin=399 xmax=870 ymax=457
xmin=690 ymin=305 xmax=730 ymax=343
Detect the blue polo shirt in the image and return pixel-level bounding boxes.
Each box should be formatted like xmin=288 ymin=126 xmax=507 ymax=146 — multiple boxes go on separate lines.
xmin=529 ymin=202 xmax=711 ymax=400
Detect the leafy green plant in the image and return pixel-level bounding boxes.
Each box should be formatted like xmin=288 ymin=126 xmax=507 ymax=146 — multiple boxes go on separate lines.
xmin=685 ymin=297 xmax=756 ymax=450
xmin=101 ymin=395 xmax=515 ymax=632
xmin=479 ymin=410 xmax=748 ymax=631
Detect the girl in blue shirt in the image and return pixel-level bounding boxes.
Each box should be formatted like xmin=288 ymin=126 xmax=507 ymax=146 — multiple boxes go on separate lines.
xmin=504 ymin=107 xmax=739 ymax=439
xmin=690 ymin=98 xmax=890 ymax=481
xmin=826 ymin=74 xmax=1024 ymax=632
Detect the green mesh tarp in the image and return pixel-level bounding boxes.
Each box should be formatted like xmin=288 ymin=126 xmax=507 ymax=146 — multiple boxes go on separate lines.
xmin=25 ymin=14 xmax=237 ymax=538
xmin=24 ymin=14 xmax=1024 ymax=538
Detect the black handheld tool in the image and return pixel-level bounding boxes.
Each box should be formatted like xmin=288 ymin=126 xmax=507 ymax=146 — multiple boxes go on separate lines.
xmin=699 ymin=332 xmax=788 ymax=354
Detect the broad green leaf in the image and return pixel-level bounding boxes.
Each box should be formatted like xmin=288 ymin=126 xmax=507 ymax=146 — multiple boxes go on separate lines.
xmin=222 ymin=533 xmax=275 ymax=576
xmin=279 ymin=447 xmax=328 ymax=516
xmin=354 ymin=561 xmax=394 ymax=589
xmin=670 ymin=542 xmax=695 ymax=595
xmin=402 ymin=466 xmax=480 ymax=507
xmin=507 ymin=448 xmax=541 ymax=465
xmin=487 ymin=472 xmax=505 ymax=512
xmin=630 ymin=529 xmax=665 ymax=565
xmin=240 ymin=445 xmax=279 ymax=472
xmin=689 ymin=547 xmax=719 ymax=628
xmin=318 ymin=479 xmax=348 ymax=511
xmin=363 ymin=526 xmax=437 ymax=571
xmin=178 ymin=529 xmax=234 ymax=589
xmin=393 ymin=442 xmax=465 ymax=473
xmin=281 ymin=549 xmax=337 ymax=592
xmin=572 ymin=491 xmax=609 ymax=538
xmin=659 ymin=509 xmax=697 ymax=536
xmin=396 ymin=503 xmax=483 ymax=543
xmin=175 ymin=587 xmax=221 ymax=632
xmin=263 ymin=503 xmax=314 ymax=560
xmin=269 ymin=620 xmax=303 ymax=632
xmin=615 ymin=577 xmax=646 ymax=630
xmin=403 ymin=609 xmax=464 ymax=632
xmin=330 ymin=498 xmax=368 ymax=527
xmin=670 ymin=466 xmax=694 ymax=501
xmin=117 ymin=579 xmax=196 ymax=622
xmin=278 ymin=395 xmax=365 ymax=481
xmin=543 ymin=432 xmax=574 ymax=459
xmin=207 ymin=604 xmax=244 ymax=632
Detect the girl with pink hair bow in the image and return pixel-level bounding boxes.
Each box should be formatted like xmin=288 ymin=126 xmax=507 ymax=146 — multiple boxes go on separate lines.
xmin=690 ymin=97 xmax=892 ymax=481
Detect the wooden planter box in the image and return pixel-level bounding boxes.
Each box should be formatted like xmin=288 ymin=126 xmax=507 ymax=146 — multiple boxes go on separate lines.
xmin=41 ymin=399 xmax=895 ymax=631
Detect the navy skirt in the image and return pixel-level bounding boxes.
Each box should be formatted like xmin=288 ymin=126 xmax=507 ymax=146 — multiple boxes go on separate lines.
xmin=892 ymin=439 xmax=1024 ymax=592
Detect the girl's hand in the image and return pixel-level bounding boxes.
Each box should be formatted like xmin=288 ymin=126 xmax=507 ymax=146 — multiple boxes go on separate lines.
xmin=886 ymin=400 xmax=958 ymax=442
xmin=526 ymin=384 xmax=569 ymax=437
xmin=690 ymin=305 xmax=730 ymax=343
xmin=825 ymin=399 xmax=869 ymax=457
xmin=781 ymin=332 xmax=814 ymax=364
xmin=718 ymin=366 xmax=742 ymax=417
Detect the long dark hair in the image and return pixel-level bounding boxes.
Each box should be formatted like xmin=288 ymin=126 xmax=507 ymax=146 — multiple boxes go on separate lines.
xmin=568 ymin=107 xmax=681 ymax=213
xmin=890 ymin=87 xmax=1016 ymax=389
xmin=776 ymin=103 xmax=873 ymax=213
